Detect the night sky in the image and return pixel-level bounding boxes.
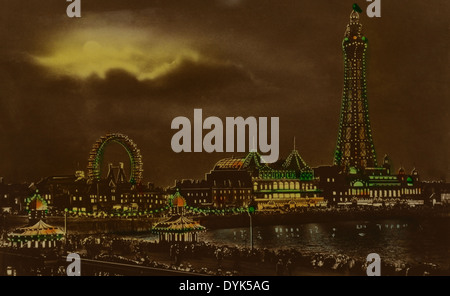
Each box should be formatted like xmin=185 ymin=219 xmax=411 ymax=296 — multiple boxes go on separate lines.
xmin=0 ymin=0 xmax=448 ymax=186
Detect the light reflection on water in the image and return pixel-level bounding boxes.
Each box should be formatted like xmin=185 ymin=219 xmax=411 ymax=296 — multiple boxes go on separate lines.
xmin=195 ymin=219 xmax=450 ymax=268
xmin=136 ymin=218 xmax=449 ymax=268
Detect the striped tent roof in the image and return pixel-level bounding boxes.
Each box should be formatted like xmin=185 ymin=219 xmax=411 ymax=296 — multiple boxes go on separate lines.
xmin=9 ymin=220 xmax=64 ymax=237
xmin=152 ymin=215 xmax=205 ymax=234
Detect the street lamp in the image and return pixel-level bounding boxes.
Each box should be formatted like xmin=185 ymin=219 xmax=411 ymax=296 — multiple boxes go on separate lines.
xmin=64 ymin=208 xmax=68 ymax=244
xmin=247 ymin=211 xmax=253 ymax=250
xmin=247 ymin=203 xmax=256 ymax=250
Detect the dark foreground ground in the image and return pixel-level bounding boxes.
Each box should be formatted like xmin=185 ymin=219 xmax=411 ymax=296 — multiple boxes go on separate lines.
xmin=1 ymin=234 xmax=448 ymax=276
xmin=1 ymin=206 xmax=449 ymax=276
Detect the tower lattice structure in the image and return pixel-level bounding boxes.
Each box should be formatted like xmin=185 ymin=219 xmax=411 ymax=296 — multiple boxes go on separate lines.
xmin=334 ymin=10 xmax=377 ymax=169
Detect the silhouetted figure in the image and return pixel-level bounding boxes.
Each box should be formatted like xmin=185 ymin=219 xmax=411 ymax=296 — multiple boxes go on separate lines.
xmin=174 ymin=247 xmax=181 ymax=265
xmin=276 ymin=259 xmax=284 ymax=276
xmin=215 ymin=248 xmax=223 ymax=269
xmin=286 ymin=259 xmax=293 ymax=276
xmin=169 ymin=244 xmax=175 ymax=259
xmin=232 ymin=248 xmax=241 ymax=271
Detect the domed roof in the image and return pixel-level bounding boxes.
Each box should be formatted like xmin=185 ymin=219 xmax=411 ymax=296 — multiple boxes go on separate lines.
xmin=350 ymin=9 xmax=360 ymax=21
xmin=169 ymin=190 xmax=186 ymax=207
xmin=26 ymin=192 xmax=48 ymax=212
xmin=398 ymin=167 xmax=406 ymax=175
xmin=214 ymin=158 xmax=244 ymax=170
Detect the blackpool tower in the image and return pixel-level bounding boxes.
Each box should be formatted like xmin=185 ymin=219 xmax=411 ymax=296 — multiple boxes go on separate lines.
xmin=334 ymin=8 xmax=377 ymax=169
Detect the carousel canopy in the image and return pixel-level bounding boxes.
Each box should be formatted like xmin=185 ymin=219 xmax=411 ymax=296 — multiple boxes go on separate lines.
xmin=9 ymin=220 xmax=64 ymax=237
xmin=152 ymin=215 xmax=205 ymax=234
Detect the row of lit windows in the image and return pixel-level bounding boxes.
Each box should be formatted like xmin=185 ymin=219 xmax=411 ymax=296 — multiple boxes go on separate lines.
xmin=214 ymin=195 xmax=248 ymax=200
xmin=332 ymin=188 xmax=421 ymax=197
xmin=193 ymin=199 xmax=208 ymax=203
xmin=88 ymin=193 xmax=160 ymax=198
xmin=263 ymin=193 xmax=318 ymax=199
xmin=72 ymin=207 xmax=86 ymax=212
xmin=185 ymin=192 xmax=208 ymax=197
xmin=371 ymin=188 xmax=420 ymax=197
xmin=255 ymin=182 xmax=316 ymax=191
xmin=212 ymin=190 xmax=251 ymax=194
xmin=120 ymin=194 xmax=158 ymax=198
xmin=81 ymin=196 xmax=164 ymax=204
xmin=333 ymin=198 xmax=350 ymax=202
xmin=119 ymin=199 xmax=164 ymax=204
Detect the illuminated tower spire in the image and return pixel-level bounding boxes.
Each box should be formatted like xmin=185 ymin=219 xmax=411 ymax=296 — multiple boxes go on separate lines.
xmin=334 ymin=8 xmax=377 ymax=169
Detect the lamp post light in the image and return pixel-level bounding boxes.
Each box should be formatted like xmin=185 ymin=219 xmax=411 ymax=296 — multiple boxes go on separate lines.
xmin=248 ymin=211 xmax=253 ymax=250
xmin=64 ymin=208 xmax=68 ymax=245
xmin=247 ymin=202 xmax=256 ymax=250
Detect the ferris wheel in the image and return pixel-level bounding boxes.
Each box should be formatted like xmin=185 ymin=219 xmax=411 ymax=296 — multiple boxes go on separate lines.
xmin=87 ymin=133 xmax=143 ymax=184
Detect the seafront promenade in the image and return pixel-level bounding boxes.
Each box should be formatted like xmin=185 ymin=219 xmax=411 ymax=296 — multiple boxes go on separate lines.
xmin=1 ymin=206 xmax=448 ymax=234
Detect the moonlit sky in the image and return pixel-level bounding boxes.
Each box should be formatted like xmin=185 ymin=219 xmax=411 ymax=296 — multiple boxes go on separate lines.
xmin=0 ymin=0 xmax=448 ymax=186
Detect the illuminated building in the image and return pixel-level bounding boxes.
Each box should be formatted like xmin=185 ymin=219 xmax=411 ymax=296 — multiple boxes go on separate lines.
xmin=252 ymin=147 xmax=325 ymax=210
xmin=174 ymin=145 xmax=325 ymax=210
xmin=175 ymin=156 xmax=253 ymax=208
xmin=33 ymin=163 xmax=166 ymax=213
xmin=0 ymin=179 xmax=29 ymax=214
xmin=84 ymin=163 xmax=167 ymax=213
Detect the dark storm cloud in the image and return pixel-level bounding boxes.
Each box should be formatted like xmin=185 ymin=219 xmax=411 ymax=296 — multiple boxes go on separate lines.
xmin=0 ymin=46 xmax=262 ymax=184
xmin=84 ymin=59 xmax=254 ymax=101
xmin=0 ymin=0 xmax=448 ymax=185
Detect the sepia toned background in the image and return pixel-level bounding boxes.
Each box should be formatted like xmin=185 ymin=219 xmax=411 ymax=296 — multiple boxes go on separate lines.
xmin=0 ymin=0 xmax=448 ymax=186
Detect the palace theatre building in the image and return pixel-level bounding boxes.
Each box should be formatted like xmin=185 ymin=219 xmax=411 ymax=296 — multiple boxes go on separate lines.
xmin=174 ymin=148 xmax=325 ymax=211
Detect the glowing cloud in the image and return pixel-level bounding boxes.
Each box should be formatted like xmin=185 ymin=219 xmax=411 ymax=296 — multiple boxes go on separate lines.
xmin=34 ymin=28 xmax=201 ymax=81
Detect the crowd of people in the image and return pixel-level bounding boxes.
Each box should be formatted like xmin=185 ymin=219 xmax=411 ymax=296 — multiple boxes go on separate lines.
xmin=59 ymin=235 xmax=448 ymax=276
xmin=0 ymin=232 xmax=447 ymax=276
xmin=0 ymin=204 xmax=448 ymax=276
